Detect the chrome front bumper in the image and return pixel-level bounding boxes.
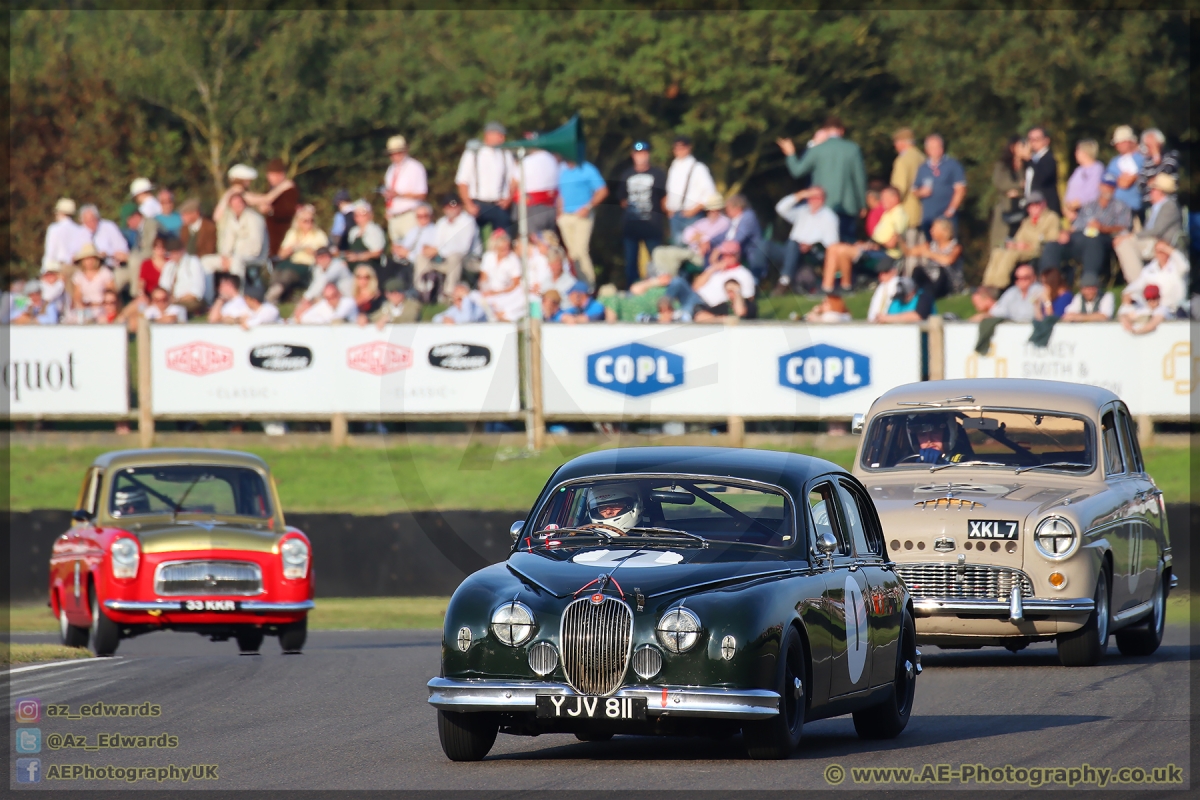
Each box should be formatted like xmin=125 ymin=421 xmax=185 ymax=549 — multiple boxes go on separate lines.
xmin=105 ymin=599 xmax=314 ymax=612
xmin=428 ymin=677 xmax=780 ymax=720
xmin=912 ymin=597 xmax=1094 ymax=617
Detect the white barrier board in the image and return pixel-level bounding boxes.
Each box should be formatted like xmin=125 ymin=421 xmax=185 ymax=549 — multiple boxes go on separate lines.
xmin=541 ymin=323 xmax=922 ymax=418
xmin=151 ymin=324 xmax=520 ymax=416
xmin=944 ymin=320 xmax=1195 ymax=416
xmin=6 ymin=326 xmax=129 ymax=415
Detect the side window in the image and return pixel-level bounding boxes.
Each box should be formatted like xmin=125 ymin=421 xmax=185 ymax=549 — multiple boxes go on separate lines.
xmin=809 ymin=481 xmax=850 ymax=556
xmin=837 ymin=480 xmax=882 ymax=557
xmin=1101 ymin=411 xmax=1125 ymax=476
xmin=1116 ymin=407 xmax=1145 ymax=473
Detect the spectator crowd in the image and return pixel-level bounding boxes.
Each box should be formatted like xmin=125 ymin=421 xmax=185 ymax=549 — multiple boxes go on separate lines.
xmin=7 ymin=117 xmax=1190 ymax=341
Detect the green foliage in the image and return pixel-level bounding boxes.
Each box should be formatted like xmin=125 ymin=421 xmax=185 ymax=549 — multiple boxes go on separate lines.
xmin=8 ymin=10 xmax=1190 ymax=281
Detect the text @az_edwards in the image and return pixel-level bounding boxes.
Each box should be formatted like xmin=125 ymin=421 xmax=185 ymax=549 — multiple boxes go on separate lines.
xmin=45 ymin=732 xmax=179 ymax=750
xmin=43 ymin=764 xmax=218 ymax=783
xmin=823 ymin=762 xmax=1185 ymax=788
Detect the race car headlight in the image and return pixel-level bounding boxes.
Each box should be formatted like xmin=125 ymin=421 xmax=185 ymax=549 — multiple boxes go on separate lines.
xmin=491 ymin=601 xmax=535 ymax=646
xmin=656 ymin=608 xmax=701 ymax=653
xmin=280 ymin=537 xmax=310 ymax=579
xmin=1034 ymin=517 xmax=1077 ymax=559
xmin=110 ymin=537 xmax=140 ymax=579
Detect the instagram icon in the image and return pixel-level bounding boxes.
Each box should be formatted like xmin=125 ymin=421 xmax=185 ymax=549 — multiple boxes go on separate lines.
xmin=15 ymin=698 xmax=41 ymax=723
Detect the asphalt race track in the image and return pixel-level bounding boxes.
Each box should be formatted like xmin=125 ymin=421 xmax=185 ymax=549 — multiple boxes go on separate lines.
xmin=5 ymin=623 xmax=1192 ymax=792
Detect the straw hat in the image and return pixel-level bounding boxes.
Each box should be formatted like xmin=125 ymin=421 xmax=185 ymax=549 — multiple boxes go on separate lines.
xmin=73 ymin=243 xmax=102 ymax=263
xmin=227 ymin=164 xmax=258 ymax=182
xmin=129 ymin=177 xmax=154 ymax=197
xmin=1110 ymin=125 xmax=1137 ymax=145
xmin=386 ymin=135 xmax=408 ymax=153
xmin=1150 ymin=173 xmax=1177 ymax=194
xmin=55 ymin=198 xmax=77 ymax=216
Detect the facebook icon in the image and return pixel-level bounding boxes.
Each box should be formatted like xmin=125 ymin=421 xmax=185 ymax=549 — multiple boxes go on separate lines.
xmin=16 ymin=757 xmax=41 ymax=783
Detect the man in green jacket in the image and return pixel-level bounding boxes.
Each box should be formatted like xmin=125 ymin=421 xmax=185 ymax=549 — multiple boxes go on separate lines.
xmin=777 ymin=116 xmax=867 ymax=243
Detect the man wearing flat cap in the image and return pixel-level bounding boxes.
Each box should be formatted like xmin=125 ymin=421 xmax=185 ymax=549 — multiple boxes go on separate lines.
xmin=382 ymin=134 xmax=429 ymax=244
xmin=1113 ymin=173 xmax=1182 ymax=283
xmin=455 ymin=121 xmax=518 ymax=237
xmin=243 ymin=158 xmax=300 ymax=257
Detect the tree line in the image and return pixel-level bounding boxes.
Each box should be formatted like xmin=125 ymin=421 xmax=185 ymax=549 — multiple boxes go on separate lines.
xmin=10 ymin=9 xmax=1190 ymax=282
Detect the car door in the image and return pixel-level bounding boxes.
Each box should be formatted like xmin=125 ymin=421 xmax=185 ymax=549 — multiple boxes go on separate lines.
xmin=1099 ymin=406 xmax=1138 ymax=614
xmin=1115 ymin=404 xmax=1161 ymax=610
xmin=64 ymin=468 xmax=102 ymax=617
xmin=808 ymin=477 xmax=872 ymax=699
xmin=836 ymin=477 xmax=902 ymax=689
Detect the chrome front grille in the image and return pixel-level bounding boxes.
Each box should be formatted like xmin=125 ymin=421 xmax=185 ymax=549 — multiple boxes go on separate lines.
xmin=896 ymin=563 xmax=1033 ymax=601
xmin=155 ymin=561 xmax=263 ymax=596
xmin=559 ymin=596 xmax=633 ymax=696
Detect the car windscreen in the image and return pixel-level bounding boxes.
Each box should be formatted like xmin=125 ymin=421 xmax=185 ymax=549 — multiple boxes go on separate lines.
xmin=532 ymin=477 xmax=795 ymax=548
xmin=861 ymin=409 xmax=1094 ymax=472
xmin=110 ymin=465 xmax=272 ymax=518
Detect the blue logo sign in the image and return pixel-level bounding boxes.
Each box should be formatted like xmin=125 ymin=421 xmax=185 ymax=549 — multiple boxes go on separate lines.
xmin=779 ymin=344 xmax=870 ymax=397
xmin=16 ymin=728 xmax=41 ymax=754
xmin=16 ymin=758 xmax=41 ymax=783
xmin=588 ymin=343 xmax=684 ymax=397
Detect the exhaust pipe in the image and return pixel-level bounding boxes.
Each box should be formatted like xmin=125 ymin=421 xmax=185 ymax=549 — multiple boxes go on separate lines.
xmin=1008 ymin=586 xmax=1024 ymax=622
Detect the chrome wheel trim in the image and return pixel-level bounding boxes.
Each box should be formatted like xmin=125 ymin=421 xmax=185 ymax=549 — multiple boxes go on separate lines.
xmin=784 ymin=649 xmax=804 ymax=733
xmin=1153 ymin=577 xmax=1166 ymax=637
xmin=1096 ymin=574 xmax=1109 ymax=643
xmin=59 ymin=609 xmax=69 ymax=642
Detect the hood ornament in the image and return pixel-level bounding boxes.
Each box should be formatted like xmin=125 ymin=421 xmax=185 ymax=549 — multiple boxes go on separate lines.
xmin=934 ymin=537 xmax=955 ymax=552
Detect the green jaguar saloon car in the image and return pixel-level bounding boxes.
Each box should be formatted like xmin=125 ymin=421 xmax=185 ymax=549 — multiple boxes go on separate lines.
xmin=428 ymin=447 xmax=920 ymax=760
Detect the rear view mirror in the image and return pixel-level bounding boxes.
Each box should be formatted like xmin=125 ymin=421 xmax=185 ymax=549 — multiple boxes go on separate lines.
xmin=510 ymin=520 xmax=525 ymax=542
xmin=651 ymin=490 xmax=695 ymax=505
xmin=851 ymin=414 xmax=865 ymax=435
xmin=961 ymin=416 xmax=1001 ymax=431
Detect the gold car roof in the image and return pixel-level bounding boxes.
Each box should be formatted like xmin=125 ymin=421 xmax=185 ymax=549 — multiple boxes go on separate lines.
xmin=92 ymin=449 xmax=271 ymax=473
xmin=870 ymin=378 xmax=1117 ymax=419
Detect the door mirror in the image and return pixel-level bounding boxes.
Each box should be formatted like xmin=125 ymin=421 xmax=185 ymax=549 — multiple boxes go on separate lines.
xmin=851 ymin=414 xmax=865 ymax=435
xmin=817 ymin=531 xmax=839 ymax=555
xmin=510 ymin=520 xmax=525 ymax=542
xmin=71 ymin=509 xmax=92 ymax=523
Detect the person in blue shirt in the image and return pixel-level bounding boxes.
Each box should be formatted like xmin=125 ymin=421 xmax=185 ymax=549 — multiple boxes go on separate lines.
xmin=155 ymin=189 xmax=183 ymax=235
xmin=1106 ymin=125 xmax=1145 ymax=214
xmin=556 ymin=159 xmax=609 ymax=289
xmin=913 ymin=134 xmax=967 ymax=237
xmin=716 ymin=194 xmax=767 ymax=280
xmin=558 ymin=281 xmax=606 ymax=324
xmin=877 ymin=277 xmax=937 ymax=323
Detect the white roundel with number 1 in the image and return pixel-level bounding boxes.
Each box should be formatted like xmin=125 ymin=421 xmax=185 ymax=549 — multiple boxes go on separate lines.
xmin=845 ymin=575 xmax=869 ymax=685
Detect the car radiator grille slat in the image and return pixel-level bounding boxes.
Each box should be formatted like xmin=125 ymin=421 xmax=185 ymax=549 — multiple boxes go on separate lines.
xmin=155 ymin=561 xmax=263 ymax=596
xmin=896 ymin=563 xmax=1034 ymax=601
xmin=560 ymin=596 xmax=633 ymax=696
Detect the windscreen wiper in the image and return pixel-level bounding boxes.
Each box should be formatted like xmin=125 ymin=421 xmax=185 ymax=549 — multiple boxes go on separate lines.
xmin=1014 ymin=462 xmax=1091 ymax=474
xmin=928 ymin=460 xmax=1007 ymax=472
xmin=626 ymin=527 xmax=709 ymax=548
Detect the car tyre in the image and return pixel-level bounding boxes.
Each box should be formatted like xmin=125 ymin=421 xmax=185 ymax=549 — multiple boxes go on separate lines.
xmin=278 ymin=618 xmax=307 ymax=653
xmin=90 ymin=590 xmax=121 ymax=657
xmin=236 ymin=628 xmax=265 ymax=654
xmin=853 ymin=609 xmax=917 ymax=740
xmin=1057 ymin=568 xmax=1110 ymax=667
xmin=437 ymin=710 xmax=499 ymax=761
xmin=742 ymin=624 xmax=806 ymax=759
xmin=59 ymin=607 xmax=90 ymax=648
xmin=1115 ymin=573 xmax=1166 ymax=657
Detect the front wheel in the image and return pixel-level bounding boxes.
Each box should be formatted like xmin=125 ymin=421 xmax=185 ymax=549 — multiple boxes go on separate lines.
xmin=278 ymin=618 xmax=307 ymax=653
xmin=59 ymin=607 xmax=90 ymax=648
xmin=1057 ymin=568 xmax=1110 ymax=667
xmin=437 ymin=710 xmax=499 ymax=761
xmin=853 ymin=609 xmax=917 ymax=739
xmin=236 ymin=628 xmax=265 ymax=654
xmin=1115 ymin=573 xmax=1166 ymax=657
xmin=90 ymin=591 xmax=121 ymax=657
xmin=742 ymin=624 xmax=806 ymax=759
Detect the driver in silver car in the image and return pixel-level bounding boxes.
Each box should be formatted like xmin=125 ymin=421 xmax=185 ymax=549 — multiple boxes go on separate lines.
xmin=907 ymin=414 xmax=971 ymax=465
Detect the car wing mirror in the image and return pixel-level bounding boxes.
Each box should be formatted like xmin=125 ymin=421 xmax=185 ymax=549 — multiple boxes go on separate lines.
xmin=510 ymin=520 xmax=525 ymax=542
xmin=851 ymin=413 xmax=865 ymax=435
xmin=71 ymin=509 xmax=92 ymax=524
xmin=816 ymin=532 xmax=839 ymax=556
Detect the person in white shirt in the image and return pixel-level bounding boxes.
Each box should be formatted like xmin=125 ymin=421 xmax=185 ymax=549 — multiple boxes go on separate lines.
xmin=455 ymin=122 xmax=518 ymax=237
xmin=157 ymin=238 xmax=207 ymax=314
xmin=395 ymin=204 xmax=438 ymax=261
xmin=665 ymin=135 xmax=717 ymax=245
xmin=142 ymin=287 xmax=187 ymax=323
xmin=1118 ymin=283 xmax=1168 ymax=335
xmin=866 ymin=261 xmax=901 ymax=323
xmin=203 ymin=192 xmax=268 ymax=280
xmin=71 ymin=204 xmax=131 ymax=293
xmin=531 ymin=245 xmax=576 ymax=299
xmin=240 ymin=284 xmax=281 ymax=329
xmin=478 ymin=229 xmax=527 ymax=322
xmin=43 ymin=197 xmax=84 ymax=281
xmin=382 ymin=135 xmax=429 ymax=243
xmin=1061 ymin=274 xmax=1115 ymax=322
xmin=1121 ymin=239 xmax=1188 ymax=314
xmin=344 ymin=200 xmax=387 ymax=271
xmin=656 ymin=240 xmax=755 ymax=321
xmin=416 ymin=196 xmax=478 ymax=302
xmin=297 ymin=248 xmax=354 ymax=318
xmin=296 ymin=281 xmax=357 ymax=325
xmin=774 ymin=187 xmax=841 ymax=293
xmin=518 ymin=146 xmax=561 ymax=234
xmin=207 ymin=274 xmax=251 ymax=323
xmin=130 ymin=177 xmax=163 ymax=219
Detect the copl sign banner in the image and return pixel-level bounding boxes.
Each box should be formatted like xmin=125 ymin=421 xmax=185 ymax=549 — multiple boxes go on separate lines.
xmin=6 ymin=326 xmax=129 ymax=416
xmin=778 ymin=343 xmax=871 ymax=397
xmin=587 ymin=342 xmax=685 ymax=397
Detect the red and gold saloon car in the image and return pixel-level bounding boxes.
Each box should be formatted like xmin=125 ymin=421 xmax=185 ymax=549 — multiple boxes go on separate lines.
xmin=50 ymin=449 xmax=313 ymax=656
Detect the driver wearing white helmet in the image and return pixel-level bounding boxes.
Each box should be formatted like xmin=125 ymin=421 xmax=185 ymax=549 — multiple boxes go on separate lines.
xmin=584 ymin=484 xmax=644 ymax=535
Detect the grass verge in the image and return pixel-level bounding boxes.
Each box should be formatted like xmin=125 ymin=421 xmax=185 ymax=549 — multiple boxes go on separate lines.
xmin=2 ymin=643 xmax=92 ymax=667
